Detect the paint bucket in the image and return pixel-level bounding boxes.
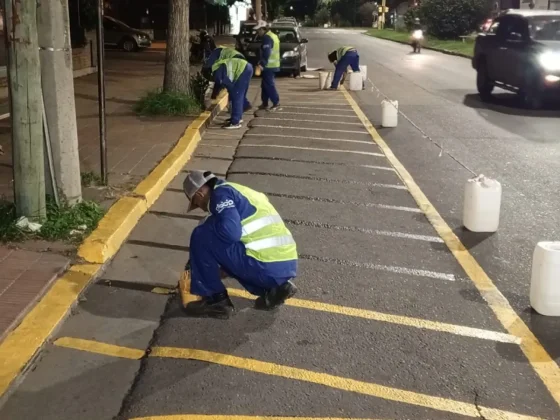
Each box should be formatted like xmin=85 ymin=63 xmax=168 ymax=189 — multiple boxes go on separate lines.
xmin=349 ymin=72 xmax=363 ymax=91
xmin=319 ymin=71 xmax=328 ymax=90
xmin=462 ymin=174 xmax=501 ymax=232
xmin=381 ymin=99 xmax=398 ymax=127
xmin=531 ymin=241 xmax=560 ymax=316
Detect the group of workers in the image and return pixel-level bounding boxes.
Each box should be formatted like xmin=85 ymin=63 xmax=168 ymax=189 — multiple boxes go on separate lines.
xmin=183 ymin=29 xmax=361 ymax=319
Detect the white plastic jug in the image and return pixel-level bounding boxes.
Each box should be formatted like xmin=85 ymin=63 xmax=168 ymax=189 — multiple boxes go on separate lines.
xmin=349 ymin=72 xmax=363 ymax=91
xmin=359 ymin=65 xmax=367 ymax=83
xmin=381 ymin=100 xmax=398 ymax=127
xmin=531 ymin=241 xmax=560 ymax=316
xmin=462 ymin=174 xmax=501 ymax=232
xmin=319 ymin=71 xmax=328 ymax=90
xmin=325 ymin=72 xmax=333 ymax=89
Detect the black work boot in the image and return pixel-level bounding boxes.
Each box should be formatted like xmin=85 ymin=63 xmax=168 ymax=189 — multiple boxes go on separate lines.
xmin=255 ymin=280 xmax=297 ymax=311
xmin=184 ymin=292 xmax=234 ymax=319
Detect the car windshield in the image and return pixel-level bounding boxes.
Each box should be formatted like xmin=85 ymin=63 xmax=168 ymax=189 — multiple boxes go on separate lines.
xmin=272 ymin=28 xmax=298 ymax=42
xmin=528 ymin=16 xmax=560 ymax=40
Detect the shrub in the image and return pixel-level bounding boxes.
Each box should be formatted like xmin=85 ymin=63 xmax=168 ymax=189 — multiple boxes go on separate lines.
xmin=404 ymin=7 xmax=420 ymax=31
xmin=419 ymin=0 xmax=490 ymax=39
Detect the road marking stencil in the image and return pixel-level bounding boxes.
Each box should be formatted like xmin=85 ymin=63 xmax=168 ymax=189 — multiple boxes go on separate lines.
xmin=240 ymin=144 xmax=384 ymax=157
xmin=340 ymin=86 xmax=560 ymax=406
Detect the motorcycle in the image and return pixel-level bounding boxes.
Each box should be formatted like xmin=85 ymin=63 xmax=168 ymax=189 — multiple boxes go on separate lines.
xmin=411 ymin=29 xmax=423 ymax=53
xmin=190 ymin=30 xmax=216 ymax=63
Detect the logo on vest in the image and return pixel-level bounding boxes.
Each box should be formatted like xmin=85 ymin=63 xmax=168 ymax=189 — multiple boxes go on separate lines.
xmin=215 ymin=199 xmax=234 ymax=213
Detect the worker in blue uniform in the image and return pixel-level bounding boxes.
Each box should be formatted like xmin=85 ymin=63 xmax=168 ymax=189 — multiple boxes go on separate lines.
xmin=211 ymin=57 xmax=253 ymax=129
xmin=254 ymin=20 xmax=282 ymax=111
xmin=182 ymin=170 xmax=298 ymax=319
xmin=328 ymin=46 xmax=360 ymax=89
xmin=202 ymin=47 xmax=246 ymax=101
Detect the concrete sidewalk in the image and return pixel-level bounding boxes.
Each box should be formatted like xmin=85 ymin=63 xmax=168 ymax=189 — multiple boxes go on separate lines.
xmin=1 ymin=76 xmax=559 ymax=419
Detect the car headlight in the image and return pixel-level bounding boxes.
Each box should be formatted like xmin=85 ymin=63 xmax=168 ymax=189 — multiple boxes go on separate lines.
xmin=539 ymin=51 xmax=560 ymax=72
xmin=282 ymin=50 xmax=299 ymax=58
xmin=247 ymin=51 xmax=257 ymax=57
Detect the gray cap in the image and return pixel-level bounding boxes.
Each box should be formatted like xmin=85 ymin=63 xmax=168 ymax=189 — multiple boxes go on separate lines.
xmin=254 ymin=20 xmax=268 ymax=30
xmin=183 ymin=170 xmax=217 ymax=212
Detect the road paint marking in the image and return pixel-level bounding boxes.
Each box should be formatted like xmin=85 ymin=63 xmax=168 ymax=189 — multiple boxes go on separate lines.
xmin=270 ymin=111 xmax=361 ymax=119
xmin=244 ymin=133 xmax=375 ymax=145
xmin=229 ymin=171 xmax=406 ymax=190
xmin=285 ymin=219 xmax=443 ymax=242
xmin=54 ymin=337 xmax=144 ymax=359
xmin=281 ymin=105 xmax=356 ymax=113
xmin=252 ymin=124 xmax=368 ymax=135
xmin=149 ymin=347 xmax=542 ymax=420
xmin=199 ymin=143 xmax=236 ymax=148
xmin=265 ymin=191 xmax=422 ymax=213
xmin=258 ymin=117 xmax=364 ymax=126
xmin=277 ymin=102 xmax=349 ymax=107
xmin=240 ymin=144 xmax=383 ymax=157
xmin=340 ymin=87 xmax=560 ymax=405
xmin=300 ymin=254 xmax=456 ymax=281
xmin=131 ymin=416 xmax=382 ymax=420
xmin=234 ymin=155 xmax=395 ymax=171
xmin=227 ymin=289 xmax=520 ymax=344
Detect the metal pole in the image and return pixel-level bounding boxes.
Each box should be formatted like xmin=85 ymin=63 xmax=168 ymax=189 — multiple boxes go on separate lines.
xmin=96 ymin=0 xmax=108 ymax=185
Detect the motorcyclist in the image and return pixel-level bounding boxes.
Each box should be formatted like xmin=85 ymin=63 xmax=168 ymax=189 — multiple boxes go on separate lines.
xmin=412 ymin=18 xmax=422 ymax=31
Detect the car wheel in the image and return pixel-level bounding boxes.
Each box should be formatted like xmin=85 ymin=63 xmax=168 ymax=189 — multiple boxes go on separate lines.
xmin=476 ymin=61 xmax=494 ymax=101
xmin=293 ymin=62 xmax=301 ymax=78
xmin=121 ymin=38 xmax=138 ymax=52
xmin=301 ymin=64 xmax=307 ymax=72
xmin=520 ymin=72 xmax=544 ymax=110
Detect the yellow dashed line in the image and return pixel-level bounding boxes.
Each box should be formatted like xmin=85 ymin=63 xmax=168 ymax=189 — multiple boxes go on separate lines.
xmin=340 ymin=86 xmax=560 ymax=406
xmin=226 ymin=289 xmax=520 ymax=344
xmin=52 ymin=338 xmax=544 ymax=420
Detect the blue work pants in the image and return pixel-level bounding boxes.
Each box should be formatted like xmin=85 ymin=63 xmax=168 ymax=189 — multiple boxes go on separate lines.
xmin=331 ymin=51 xmax=360 ymax=89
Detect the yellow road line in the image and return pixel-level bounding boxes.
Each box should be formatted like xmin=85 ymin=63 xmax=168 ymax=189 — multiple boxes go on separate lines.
xmin=54 ymin=337 xmax=145 ymax=360
xmin=340 ymin=86 xmax=560 ymax=406
xmin=226 ymin=289 xmax=520 ymax=344
xmin=130 ymin=416 xmax=381 ymax=420
xmin=150 ymin=347 xmax=543 ymax=420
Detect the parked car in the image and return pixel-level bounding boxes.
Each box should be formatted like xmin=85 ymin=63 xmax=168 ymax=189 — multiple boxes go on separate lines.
xmin=472 ymin=10 xmax=560 ymax=108
xmin=236 ymin=21 xmax=258 ymax=53
xmin=245 ymin=24 xmax=308 ymax=77
xmin=273 ymin=17 xmax=298 ymax=26
xmin=103 ymin=16 xmax=151 ymax=52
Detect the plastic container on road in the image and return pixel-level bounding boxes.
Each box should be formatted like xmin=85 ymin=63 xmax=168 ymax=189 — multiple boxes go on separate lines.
xmin=349 ymin=72 xmax=363 ymax=91
xmin=531 ymin=241 xmax=560 ymax=316
xmin=462 ymin=174 xmax=501 ymax=232
xmin=325 ymin=72 xmax=333 ymax=89
xmin=381 ymin=99 xmax=398 ymax=127
xmin=359 ymin=65 xmax=367 ymax=83
xmin=319 ymin=71 xmax=328 ymax=90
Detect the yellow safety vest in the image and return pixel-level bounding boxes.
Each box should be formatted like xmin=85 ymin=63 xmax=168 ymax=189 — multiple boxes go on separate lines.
xmin=265 ymin=31 xmax=281 ymax=69
xmin=211 ymin=58 xmax=248 ymax=82
xmin=218 ymin=47 xmax=244 ymax=60
xmin=215 ymin=182 xmax=297 ymax=263
xmin=337 ymin=46 xmax=356 ymax=61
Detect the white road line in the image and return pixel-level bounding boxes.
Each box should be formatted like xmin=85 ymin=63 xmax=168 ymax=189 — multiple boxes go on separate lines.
xmin=252 ymin=125 xmax=368 ymax=135
xmin=258 ymin=117 xmax=364 ymax=126
xmin=373 ymin=203 xmax=423 ymax=213
xmin=244 ymin=133 xmax=375 ymax=145
xmin=240 ymin=144 xmax=384 ymax=157
xmin=375 ymin=230 xmax=444 ymax=243
xmin=281 ymin=105 xmax=356 ymax=113
xmin=381 ymin=264 xmax=455 ymax=281
xmin=279 ymin=102 xmax=349 ymax=107
xmin=271 ymin=111 xmax=360 ymax=119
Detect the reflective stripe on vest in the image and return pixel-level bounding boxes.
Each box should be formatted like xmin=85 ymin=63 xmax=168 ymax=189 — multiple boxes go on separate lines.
xmin=219 ymin=47 xmax=243 ymax=60
xmin=265 ymin=32 xmax=281 ymax=69
xmin=337 ymin=46 xmax=355 ymax=61
xmin=215 ymin=182 xmax=297 ymax=263
xmin=211 ymin=58 xmax=248 ymax=82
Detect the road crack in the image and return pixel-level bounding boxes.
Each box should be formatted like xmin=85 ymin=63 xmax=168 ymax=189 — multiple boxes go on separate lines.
xmin=474 ymin=389 xmax=487 ymax=420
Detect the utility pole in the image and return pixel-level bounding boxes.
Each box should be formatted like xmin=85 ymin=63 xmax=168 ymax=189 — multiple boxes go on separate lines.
xmin=37 ymin=0 xmax=83 ymax=205
xmin=5 ymin=0 xmax=46 ymax=219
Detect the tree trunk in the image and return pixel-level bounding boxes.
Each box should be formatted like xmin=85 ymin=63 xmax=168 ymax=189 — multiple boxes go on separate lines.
xmin=6 ymin=0 xmax=46 ymax=220
xmin=163 ymin=0 xmax=190 ymax=93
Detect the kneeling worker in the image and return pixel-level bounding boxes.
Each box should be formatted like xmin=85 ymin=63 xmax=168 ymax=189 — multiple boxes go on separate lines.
xmin=327 ymin=46 xmax=360 ymax=89
xmin=183 ymin=170 xmax=298 ymax=319
xmin=210 ymin=56 xmax=253 ymax=129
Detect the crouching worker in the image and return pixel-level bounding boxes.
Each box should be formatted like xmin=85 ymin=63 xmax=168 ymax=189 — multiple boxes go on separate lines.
xmin=327 ymin=47 xmax=360 ymax=89
xmin=202 ymin=47 xmax=246 ymax=101
xmin=210 ymin=57 xmax=253 ymax=129
xmin=183 ymin=170 xmax=298 ymax=319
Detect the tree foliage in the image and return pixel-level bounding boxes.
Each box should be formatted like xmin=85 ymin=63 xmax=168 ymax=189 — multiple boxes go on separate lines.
xmin=358 ymin=2 xmax=376 ymax=27
xmin=403 ymin=6 xmax=420 ymax=31
xmin=419 ymin=0 xmax=490 ymax=39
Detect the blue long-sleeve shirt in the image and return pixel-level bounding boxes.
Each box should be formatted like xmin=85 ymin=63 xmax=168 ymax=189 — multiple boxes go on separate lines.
xmin=258 ymin=33 xmax=275 ymax=69
xmin=204 ymin=48 xmax=223 ymax=69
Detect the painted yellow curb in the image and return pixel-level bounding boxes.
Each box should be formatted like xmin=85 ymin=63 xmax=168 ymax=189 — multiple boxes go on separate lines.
xmin=0 ymin=264 xmax=101 ymax=397
xmin=0 ymin=92 xmax=229 ymax=399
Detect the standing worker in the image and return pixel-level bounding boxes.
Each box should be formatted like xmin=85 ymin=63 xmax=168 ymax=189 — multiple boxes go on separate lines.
xmin=210 ymin=56 xmax=253 ymax=129
xmin=327 ymin=47 xmax=360 ymax=90
xmin=254 ymin=21 xmax=282 ymax=111
xmin=182 ymin=170 xmax=298 ymax=319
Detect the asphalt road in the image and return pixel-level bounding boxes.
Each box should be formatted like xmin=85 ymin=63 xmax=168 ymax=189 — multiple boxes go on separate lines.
xmin=304 ymin=28 xmax=560 ymax=359
xmin=1 ymin=31 xmax=560 ymax=420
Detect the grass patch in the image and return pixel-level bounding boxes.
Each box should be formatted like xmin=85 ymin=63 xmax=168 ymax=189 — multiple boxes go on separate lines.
xmin=366 ymin=28 xmax=474 ymax=57
xmin=0 ymin=198 xmax=105 ymax=243
xmin=134 ymin=89 xmax=202 ymax=116
xmin=81 ymin=171 xmax=103 ymax=187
